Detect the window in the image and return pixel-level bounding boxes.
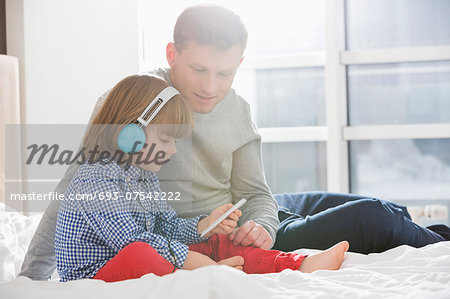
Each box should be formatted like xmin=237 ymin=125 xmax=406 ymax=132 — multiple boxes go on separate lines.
xmin=254 ymin=67 xmax=325 ymax=128
xmin=231 ymin=0 xmax=327 ymax=193
xmin=140 ymin=0 xmax=450 ymax=224
xmin=346 ymin=0 xmax=450 ymax=49
xmin=348 ymin=61 xmax=450 ymax=125
xmin=350 ymin=139 xmax=450 ymax=200
xmin=263 ymin=142 xmax=327 ymax=193
xmin=344 ymin=0 xmax=450 ymax=217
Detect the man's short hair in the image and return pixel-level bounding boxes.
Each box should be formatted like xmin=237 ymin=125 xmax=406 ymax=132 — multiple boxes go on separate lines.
xmin=174 ymin=4 xmax=248 ymax=53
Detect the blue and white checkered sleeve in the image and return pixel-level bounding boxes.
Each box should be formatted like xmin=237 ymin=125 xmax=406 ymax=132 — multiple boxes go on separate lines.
xmin=159 ymin=207 xmax=208 ymax=245
xmin=72 ymin=169 xmax=189 ymax=268
xmin=146 ymin=177 xmax=208 ymax=245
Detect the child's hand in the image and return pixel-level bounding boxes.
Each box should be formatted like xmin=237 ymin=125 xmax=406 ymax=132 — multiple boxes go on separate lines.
xmin=197 ymin=203 xmax=242 ymax=238
xmin=217 ymin=256 xmax=244 ymax=271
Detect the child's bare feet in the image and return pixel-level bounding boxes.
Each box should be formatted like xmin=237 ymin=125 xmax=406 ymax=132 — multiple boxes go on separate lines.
xmin=298 ymin=241 xmax=349 ymax=273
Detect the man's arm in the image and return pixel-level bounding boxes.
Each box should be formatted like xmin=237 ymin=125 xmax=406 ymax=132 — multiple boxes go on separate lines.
xmin=229 ymin=137 xmax=279 ymax=249
xmin=18 ymin=91 xmax=109 ymax=280
xmin=18 ymin=165 xmax=76 ymax=280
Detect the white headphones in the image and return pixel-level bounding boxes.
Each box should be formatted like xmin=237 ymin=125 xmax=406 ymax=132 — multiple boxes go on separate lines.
xmin=117 ymin=86 xmax=180 ymax=153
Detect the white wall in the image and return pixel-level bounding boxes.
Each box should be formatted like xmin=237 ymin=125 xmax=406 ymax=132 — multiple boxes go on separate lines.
xmin=6 ymin=0 xmax=140 ymax=124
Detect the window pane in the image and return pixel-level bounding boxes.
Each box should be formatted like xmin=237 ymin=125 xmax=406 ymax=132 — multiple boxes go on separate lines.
xmin=350 ymin=139 xmax=450 ymax=201
xmin=348 ymin=61 xmax=450 ymax=125
xmin=245 ymin=0 xmax=325 ymax=54
xmin=262 ymin=142 xmax=327 ymax=194
xmin=248 ymin=68 xmax=325 ymax=127
xmin=346 ymin=0 xmax=450 ymax=50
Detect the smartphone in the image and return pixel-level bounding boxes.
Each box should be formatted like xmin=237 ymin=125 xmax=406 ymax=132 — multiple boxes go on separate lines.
xmin=199 ymin=198 xmax=247 ymax=238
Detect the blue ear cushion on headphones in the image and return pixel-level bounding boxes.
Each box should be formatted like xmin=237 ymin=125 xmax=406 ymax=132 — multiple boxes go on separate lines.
xmin=117 ymin=124 xmax=146 ymax=153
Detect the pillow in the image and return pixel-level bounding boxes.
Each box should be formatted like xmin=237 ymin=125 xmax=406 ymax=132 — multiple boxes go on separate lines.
xmin=0 ymin=203 xmax=42 ymax=281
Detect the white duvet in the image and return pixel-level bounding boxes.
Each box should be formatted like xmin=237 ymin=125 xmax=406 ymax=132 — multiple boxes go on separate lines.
xmin=1 ymin=204 xmax=449 ymax=299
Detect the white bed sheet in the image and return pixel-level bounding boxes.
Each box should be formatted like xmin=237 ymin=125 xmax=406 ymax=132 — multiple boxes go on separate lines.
xmin=1 ymin=204 xmax=449 ymax=299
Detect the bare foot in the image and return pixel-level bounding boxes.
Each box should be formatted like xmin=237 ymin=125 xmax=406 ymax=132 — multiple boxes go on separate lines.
xmin=218 ymin=256 xmax=244 ymax=271
xmin=298 ymin=241 xmax=349 ymax=273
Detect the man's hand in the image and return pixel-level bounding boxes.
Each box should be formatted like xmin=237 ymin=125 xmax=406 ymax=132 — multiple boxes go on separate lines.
xmin=197 ymin=203 xmax=242 ymax=238
xmin=229 ymin=220 xmax=272 ymax=250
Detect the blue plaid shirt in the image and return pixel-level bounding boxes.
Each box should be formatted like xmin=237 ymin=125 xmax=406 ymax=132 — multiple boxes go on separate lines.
xmin=55 ymin=159 xmax=207 ymax=281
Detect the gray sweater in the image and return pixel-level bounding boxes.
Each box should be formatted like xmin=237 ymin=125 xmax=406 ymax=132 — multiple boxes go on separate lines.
xmin=18 ymin=68 xmax=279 ymax=280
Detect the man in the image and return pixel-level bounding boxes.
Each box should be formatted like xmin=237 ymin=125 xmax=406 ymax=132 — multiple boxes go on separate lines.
xmin=19 ymin=4 xmax=449 ymax=280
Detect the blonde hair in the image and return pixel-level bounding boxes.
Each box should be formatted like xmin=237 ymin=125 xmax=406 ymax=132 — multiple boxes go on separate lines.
xmin=83 ymin=74 xmax=192 ymax=164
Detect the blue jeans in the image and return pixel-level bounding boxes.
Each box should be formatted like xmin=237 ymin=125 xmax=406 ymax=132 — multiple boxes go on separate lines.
xmin=273 ymin=192 xmax=445 ymax=254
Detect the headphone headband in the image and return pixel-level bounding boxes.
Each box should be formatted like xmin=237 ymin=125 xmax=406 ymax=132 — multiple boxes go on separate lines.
xmin=137 ymin=86 xmax=180 ymax=127
xmin=117 ymin=86 xmax=180 ymax=154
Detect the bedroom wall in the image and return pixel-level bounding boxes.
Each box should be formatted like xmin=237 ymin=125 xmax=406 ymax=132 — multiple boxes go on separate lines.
xmin=5 ymin=0 xmax=141 ymax=124
xmin=4 ymin=0 xmax=141 ymax=213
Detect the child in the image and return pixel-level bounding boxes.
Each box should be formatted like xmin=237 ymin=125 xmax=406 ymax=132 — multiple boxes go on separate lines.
xmin=55 ymin=74 xmax=349 ymax=282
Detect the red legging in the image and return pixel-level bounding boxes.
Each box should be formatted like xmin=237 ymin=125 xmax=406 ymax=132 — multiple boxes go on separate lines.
xmin=93 ymin=234 xmax=306 ymax=282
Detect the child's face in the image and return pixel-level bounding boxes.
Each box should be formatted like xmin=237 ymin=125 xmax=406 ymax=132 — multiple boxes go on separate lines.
xmin=135 ymin=126 xmax=177 ymax=172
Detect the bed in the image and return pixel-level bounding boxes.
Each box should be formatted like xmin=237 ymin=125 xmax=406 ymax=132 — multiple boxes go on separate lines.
xmin=1 ymin=203 xmax=449 ymax=299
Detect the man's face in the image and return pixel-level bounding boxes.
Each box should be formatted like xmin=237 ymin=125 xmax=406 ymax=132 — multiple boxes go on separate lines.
xmin=167 ymin=41 xmax=243 ymax=114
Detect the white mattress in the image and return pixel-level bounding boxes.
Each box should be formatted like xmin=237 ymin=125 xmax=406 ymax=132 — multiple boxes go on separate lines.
xmin=1 ymin=204 xmax=449 ymax=299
